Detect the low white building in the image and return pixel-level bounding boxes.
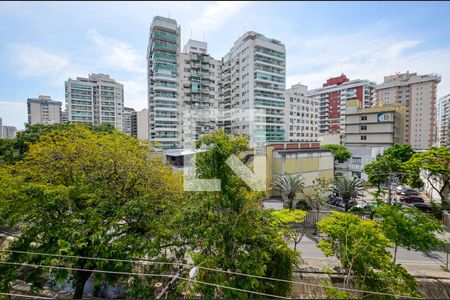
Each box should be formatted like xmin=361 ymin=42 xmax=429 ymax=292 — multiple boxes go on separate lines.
xmin=335 ymin=146 xmax=387 ymax=180
xmin=420 ymin=169 xmax=450 ymax=203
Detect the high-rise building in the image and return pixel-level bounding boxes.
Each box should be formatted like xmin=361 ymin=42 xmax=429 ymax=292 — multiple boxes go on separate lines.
xmin=0 ymin=117 xmax=3 ymax=138
xmin=60 ymin=110 xmax=68 ymax=123
xmin=310 ymin=74 xmax=376 ymax=135
xmin=179 ymin=39 xmax=221 ymax=146
xmin=222 ymin=31 xmax=286 ymax=146
xmin=27 ymin=95 xmax=62 ymax=125
xmin=122 ymin=107 xmax=135 ymax=136
xmin=437 ymin=94 xmax=450 ymax=147
xmin=285 ymin=83 xmax=319 ymax=142
xmin=2 ymin=126 xmax=17 ymax=139
xmin=375 ymin=71 xmax=441 ymax=150
xmin=147 ymin=16 xmax=181 ymax=149
xmin=65 ymin=73 xmax=124 ymax=131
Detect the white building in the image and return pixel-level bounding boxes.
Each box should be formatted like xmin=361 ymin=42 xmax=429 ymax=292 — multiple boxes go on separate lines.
xmin=437 ymin=95 xmax=450 ymax=147
xmin=179 ymin=39 xmax=221 ymax=146
xmin=147 ymin=16 xmax=181 ymax=149
xmin=2 ymin=126 xmax=17 ymax=139
xmin=335 ymin=146 xmax=387 ymax=180
xmin=131 ymin=108 xmax=149 ymax=141
xmin=122 ymin=107 xmax=135 ymax=136
xmin=65 ymin=73 xmax=124 ymax=131
xmin=0 ymin=117 xmax=2 ymax=138
xmin=376 ymin=72 xmax=441 ymax=150
xmin=285 ymin=83 xmax=319 ymax=142
xmin=222 ymin=31 xmax=286 ymax=146
xmin=27 ymin=95 xmax=62 ymax=125
xmin=310 ymin=74 xmax=376 ymax=135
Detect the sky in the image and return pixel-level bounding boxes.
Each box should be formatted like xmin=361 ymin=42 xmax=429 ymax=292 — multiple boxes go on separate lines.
xmin=1 ymin=1 xmax=450 ymax=130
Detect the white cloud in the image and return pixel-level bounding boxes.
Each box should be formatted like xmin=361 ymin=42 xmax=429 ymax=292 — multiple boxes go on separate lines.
xmin=122 ymin=75 xmax=148 ymax=110
xmin=188 ymin=1 xmax=250 ymax=38
xmin=0 ymin=101 xmax=27 ymax=130
xmin=87 ymin=29 xmax=146 ymax=74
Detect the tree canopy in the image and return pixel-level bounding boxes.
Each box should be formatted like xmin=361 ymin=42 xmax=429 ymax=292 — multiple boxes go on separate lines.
xmin=375 ymin=204 xmax=443 ymax=263
xmin=0 ymin=124 xmax=184 ymax=299
xmin=317 ymin=211 xmax=420 ymax=298
xmin=322 ymin=144 xmax=352 ymax=163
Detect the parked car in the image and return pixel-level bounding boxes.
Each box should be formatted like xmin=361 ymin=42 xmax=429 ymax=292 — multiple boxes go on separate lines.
xmin=396 ymin=185 xmax=407 ymax=195
xmin=412 ymin=203 xmax=432 ymax=212
xmin=400 ymin=188 xmax=419 ymax=196
xmin=399 ymin=196 xmax=424 ymax=203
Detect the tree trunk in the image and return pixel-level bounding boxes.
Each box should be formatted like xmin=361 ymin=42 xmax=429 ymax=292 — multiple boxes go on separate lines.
xmin=344 ymin=199 xmax=349 ymax=212
xmin=314 ymin=209 xmax=319 ymax=235
xmin=393 ymin=244 xmax=398 ymax=264
xmin=73 ymin=268 xmax=91 ymax=299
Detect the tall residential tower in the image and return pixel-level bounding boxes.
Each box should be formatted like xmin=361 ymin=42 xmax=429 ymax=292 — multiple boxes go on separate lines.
xmin=27 ymin=95 xmax=62 ymax=125
xmin=147 ymin=16 xmax=181 ymax=149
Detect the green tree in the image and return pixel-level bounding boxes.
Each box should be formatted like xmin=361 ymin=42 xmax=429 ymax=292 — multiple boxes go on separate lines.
xmin=405 ymin=146 xmax=450 ymax=205
xmin=0 ymin=123 xmax=116 ymax=165
xmin=305 ymin=178 xmax=331 ymax=235
xmin=274 ymin=174 xmax=305 ymax=209
xmin=322 ymin=144 xmax=352 ymax=163
xmin=375 ymin=204 xmax=443 ymax=263
xmin=317 ymin=211 xmax=420 ymax=298
xmin=0 ymin=125 xmax=184 ymax=299
xmin=271 ymin=209 xmax=307 ymax=251
xmin=330 ymin=176 xmax=364 ymax=211
xmin=181 ymin=129 xmax=298 ymax=298
xmin=364 ymin=144 xmax=414 ymax=191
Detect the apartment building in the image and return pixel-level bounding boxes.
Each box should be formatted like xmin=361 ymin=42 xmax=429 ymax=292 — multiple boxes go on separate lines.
xmin=133 ymin=109 xmax=149 ymax=141
xmin=65 ymin=73 xmax=124 ymax=131
xmin=222 ymin=31 xmax=286 ymax=146
xmin=344 ymin=99 xmax=405 ymax=147
xmin=27 ymin=95 xmax=62 ymax=125
xmin=147 ymin=16 xmax=181 ymax=149
xmin=285 ymin=83 xmax=319 ymax=142
xmin=310 ymin=74 xmax=376 ymax=135
xmin=376 ymin=71 xmax=441 ymax=150
xmin=0 ymin=117 xmax=3 ymax=138
xmin=122 ymin=107 xmax=135 ymax=136
xmin=437 ymin=94 xmax=450 ymax=147
xmin=2 ymin=126 xmax=17 ymax=139
xmin=179 ymin=39 xmax=221 ymax=146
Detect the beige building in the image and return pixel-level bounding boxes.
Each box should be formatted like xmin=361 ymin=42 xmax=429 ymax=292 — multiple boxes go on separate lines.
xmin=27 ymin=95 xmax=62 ymax=125
xmin=376 ymin=72 xmax=441 ymax=150
xmin=179 ymin=39 xmax=221 ymax=146
xmin=265 ymin=142 xmax=334 ymax=197
xmin=344 ymin=99 xmax=405 ymax=147
xmin=285 ymin=83 xmax=319 ymax=142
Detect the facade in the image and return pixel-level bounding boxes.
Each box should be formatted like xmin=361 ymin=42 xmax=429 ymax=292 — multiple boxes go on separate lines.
xmin=65 ymin=73 xmax=124 ymax=131
xmin=437 ymin=95 xmax=450 ymax=147
xmin=335 ymin=146 xmax=387 ymax=180
xmin=2 ymin=126 xmax=17 ymax=139
xmin=135 ymin=109 xmax=149 ymax=141
xmin=27 ymin=95 xmax=62 ymax=125
xmin=310 ymin=74 xmax=376 ymax=135
xmin=266 ymin=142 xmax=334 ymax=196
xmin=376 ymin=71 xmax=441 ymax=150
xmin=222 ymin=31 xmax=286 ymax=146
xmin=179 ymin=40 xmax=221 ymax=146
xmin=122 ymin=107 xmax=135 ymax=136
xmin=0 ymin=117 xmax=2 ymax=138
xmin=147 ymin=16 xmax=181 ymax=149
xmin=344 ymin=99 xmax=405 ymax=147
xmin=60 ymin=110 xmax=68 ymax=123
xmin=285 ymin=83 xmax=319 ymax=142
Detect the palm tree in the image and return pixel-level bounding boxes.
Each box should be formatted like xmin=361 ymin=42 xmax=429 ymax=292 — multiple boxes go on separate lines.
xmin=331 ymin=175 xmax=364 ymax=211
xmin=274 ymin=174 xmax=305 ymax=209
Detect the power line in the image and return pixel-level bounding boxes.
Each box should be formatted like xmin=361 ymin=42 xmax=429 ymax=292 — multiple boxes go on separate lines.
xmin=0 ymin=261 xmax=291 ymax=300
xmin=0 ymin=250 xmax=424 ymax=299
xmin=0 ymin=292 xmax=53 ymax=299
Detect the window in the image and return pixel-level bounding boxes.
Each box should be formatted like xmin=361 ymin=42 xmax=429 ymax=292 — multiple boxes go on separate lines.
xmin=351 ymin=157 xmax=362 ymax=165
xmin=360 ymin=135 xmax=367 ymax=140
xmin=361 ymin=115 xmax=367 ymax=121
xmin=361 ymin=125 xmax=367 ymax=131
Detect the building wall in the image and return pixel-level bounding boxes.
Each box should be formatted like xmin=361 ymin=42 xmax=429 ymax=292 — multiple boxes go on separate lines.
xmin=222 ymin=31 xmax=286 ymax=146
xmin=122 ymin=107 xmax=135 ymax=135
xmin=147 ymin=16 xmax=181 ymax=149
xmin=285 ymin=83 xmax=319 ymax=142
xmin=136 ymin=109 xmax=149 ymax=141
xmin=2 ymin=126 xmax=17 ymax=139
xmin=375 ymin=72 xmax=441 ymax=150
xmin=437 ymin=95 xmax=450 ymax=147
xmin=335 ymin=146 xmax=386 ymax=180
xmin=27 ymin=96 xmax=62 ymax=125
xmin=66 ymin=73 xmax=124 ymax=131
